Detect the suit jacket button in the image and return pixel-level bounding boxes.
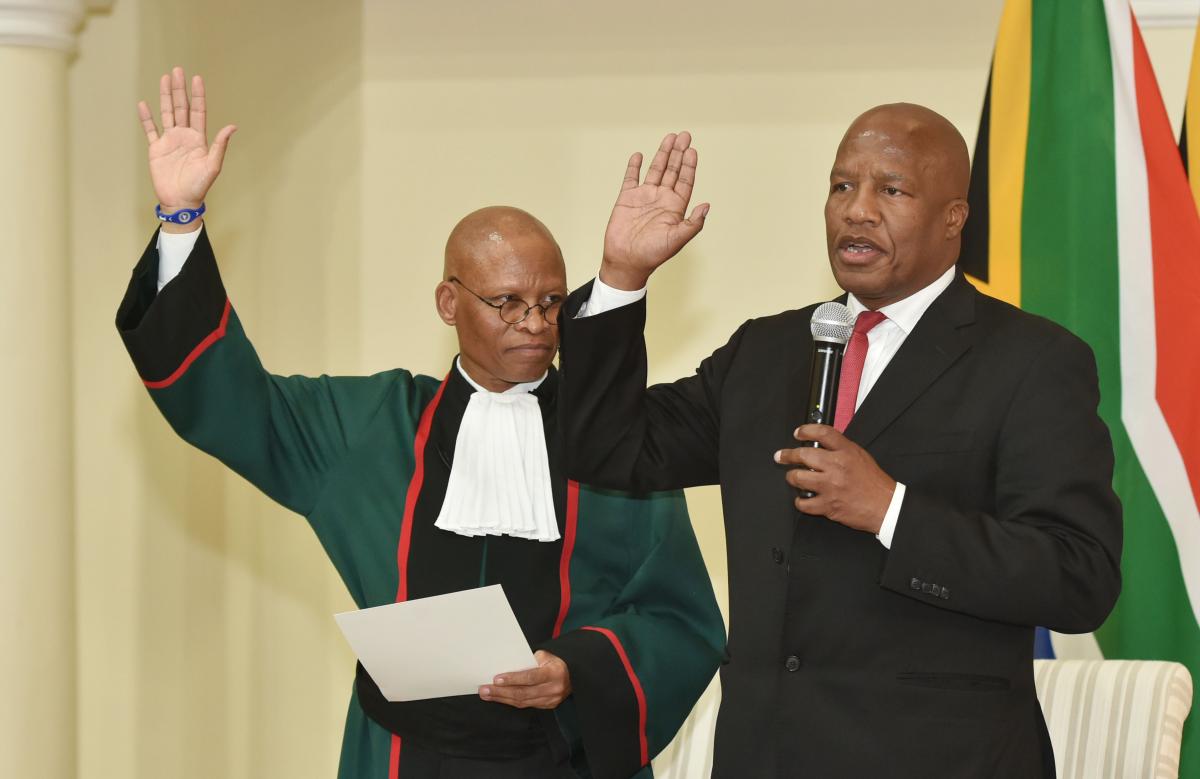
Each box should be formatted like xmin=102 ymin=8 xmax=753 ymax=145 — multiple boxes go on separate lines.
xmin=785 ymin=655 xmax=801 ymax=672
xmin=930 ymin=584 xmax=942 ymax=597
xmin=921 ymin=582 xmax=934 ymax=594
xmin=772 ymin=547 xmax=784 ymax=565
xmin=910 ymin=578 xmax=922 ymax=591
xmin=940 ymin=587 xmax=951 ymax=600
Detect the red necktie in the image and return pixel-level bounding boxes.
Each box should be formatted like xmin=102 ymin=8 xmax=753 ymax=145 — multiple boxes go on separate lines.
xmin=833 ymin=310 xmax=887 ymax=432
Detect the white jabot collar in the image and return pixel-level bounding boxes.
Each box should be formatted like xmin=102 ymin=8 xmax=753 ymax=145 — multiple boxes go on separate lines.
xmin=434 ymin=358 xmax=559 ymax=542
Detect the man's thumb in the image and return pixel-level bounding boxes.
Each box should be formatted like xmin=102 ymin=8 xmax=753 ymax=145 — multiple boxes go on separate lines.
xmin=208 ymin=124 xmax=237 ymax=167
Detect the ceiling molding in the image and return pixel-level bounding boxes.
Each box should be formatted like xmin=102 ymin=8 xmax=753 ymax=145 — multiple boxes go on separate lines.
xmin=1134 ymin=0 xmax=1200 ymax=29
xmin=0 ymin=0 xmax=89 ymax=52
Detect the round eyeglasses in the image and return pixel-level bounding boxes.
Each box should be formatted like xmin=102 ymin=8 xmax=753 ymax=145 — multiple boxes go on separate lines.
xmin=448 ymin=277 xmax=564 ymax=326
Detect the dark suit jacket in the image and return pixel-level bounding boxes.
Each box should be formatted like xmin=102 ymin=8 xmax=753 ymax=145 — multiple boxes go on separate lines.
xmin=558 ymin=272 xmax=1122 ymax=778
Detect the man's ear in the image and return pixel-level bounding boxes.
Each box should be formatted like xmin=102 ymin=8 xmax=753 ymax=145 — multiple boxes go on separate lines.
xmin=945 ymin=198 xmax=969 ymax=240
xmin=435 ymin=281 xmax=457 ymax=325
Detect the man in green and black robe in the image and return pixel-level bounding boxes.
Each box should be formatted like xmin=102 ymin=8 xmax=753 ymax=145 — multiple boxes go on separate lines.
xmin=119 ymin=68 xmax=723 ymax=779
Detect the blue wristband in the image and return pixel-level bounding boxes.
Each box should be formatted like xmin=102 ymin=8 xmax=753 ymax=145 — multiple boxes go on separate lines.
xmin=156 ymin=203 xmax=206 ymax=225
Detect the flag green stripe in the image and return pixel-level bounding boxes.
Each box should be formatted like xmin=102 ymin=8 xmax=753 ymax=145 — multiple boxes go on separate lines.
xmin=1099 ymin=428 xmax=1200 ymax=658
xmin=1021 ymin=0 xmax=1119 ymax=397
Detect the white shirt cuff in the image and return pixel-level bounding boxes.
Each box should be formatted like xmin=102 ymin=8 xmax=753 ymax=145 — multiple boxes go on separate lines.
xmin=575 ymin=275 xmax=647 ymax=318
xmin=876 ymin=482 xmax=906 ymax=549
xmin=156 ymin=228 xmax=203 ymax=292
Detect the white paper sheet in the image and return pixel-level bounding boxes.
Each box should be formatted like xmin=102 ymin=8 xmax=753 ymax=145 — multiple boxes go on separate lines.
xmin=334 ymin=585 xmax=536 ymax=702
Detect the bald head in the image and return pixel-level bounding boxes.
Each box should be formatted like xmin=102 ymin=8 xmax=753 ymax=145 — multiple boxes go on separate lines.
xmin=842 ymin=103 xmax=970 ymax=200
xmin=444 ymin=205 xmax=564 ymax=279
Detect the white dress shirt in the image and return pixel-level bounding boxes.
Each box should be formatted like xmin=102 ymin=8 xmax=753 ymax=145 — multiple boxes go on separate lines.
xmin=579 ymin=265 xmax=957 ymax=549
xmin=156 ymin=228 xmax=201 ymax=291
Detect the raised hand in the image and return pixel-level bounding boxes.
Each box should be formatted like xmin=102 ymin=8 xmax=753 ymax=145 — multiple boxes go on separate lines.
xmin=600 ymin=131 xmax=710 ymax=291
xmin=136 ymin=66 xmax=236 ymax=217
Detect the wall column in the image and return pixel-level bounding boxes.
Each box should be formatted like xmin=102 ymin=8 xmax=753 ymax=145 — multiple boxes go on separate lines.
xmin=0 ymin=2 xmax=99 ymax=776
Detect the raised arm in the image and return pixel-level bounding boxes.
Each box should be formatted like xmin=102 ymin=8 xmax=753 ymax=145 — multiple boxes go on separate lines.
xmin=561 ymin=133 xmax=724 ymax=493
xmin=120 ymin=68 xmax=405 ymax=516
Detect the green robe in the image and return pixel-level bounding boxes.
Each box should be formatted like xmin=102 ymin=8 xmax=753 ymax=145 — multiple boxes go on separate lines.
xmin=116 ymin=228 xmax=724 ymax=779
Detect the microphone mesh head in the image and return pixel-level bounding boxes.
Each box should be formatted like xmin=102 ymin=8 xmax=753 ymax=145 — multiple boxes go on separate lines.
xmin=810 ymin=302 xmax=854 ymax=345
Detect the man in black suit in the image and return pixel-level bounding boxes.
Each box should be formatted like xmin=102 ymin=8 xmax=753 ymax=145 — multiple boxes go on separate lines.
xmin=557 ymin=104 xmax=1122 ymax=777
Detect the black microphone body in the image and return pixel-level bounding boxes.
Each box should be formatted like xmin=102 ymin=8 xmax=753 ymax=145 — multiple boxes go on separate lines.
xmin=796 ymin=302 xmax=854 ymax=498
xmin=802 ymin=341 xmax=846 ymax=431
xmin=795 ymin=341 xmax=845 ymax=498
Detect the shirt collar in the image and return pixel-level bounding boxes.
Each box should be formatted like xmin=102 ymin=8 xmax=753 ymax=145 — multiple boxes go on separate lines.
xmin=846 ymin=264 xmax=957 ymax=335
xmin=455 ymin=356 xmax=548 ymax=395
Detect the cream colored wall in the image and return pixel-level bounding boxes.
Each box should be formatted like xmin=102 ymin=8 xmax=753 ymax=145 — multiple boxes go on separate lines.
xmin=57 ymin=2 xmax=1198 ymax=777
xmin=1147 ymin=26 xmax=1196 ymax=129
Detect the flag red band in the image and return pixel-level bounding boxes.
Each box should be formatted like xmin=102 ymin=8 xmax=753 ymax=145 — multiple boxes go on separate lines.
xmin=1131 ymin=17 xmax=1200 ymax=512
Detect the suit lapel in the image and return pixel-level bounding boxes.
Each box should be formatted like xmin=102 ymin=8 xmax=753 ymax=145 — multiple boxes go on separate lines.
xmin=845 ymin=273 xmax=978 ymax=449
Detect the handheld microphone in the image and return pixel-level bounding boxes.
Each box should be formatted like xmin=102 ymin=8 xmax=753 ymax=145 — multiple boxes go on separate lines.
xmin=796 ymin=302 xmax=854 ymax=498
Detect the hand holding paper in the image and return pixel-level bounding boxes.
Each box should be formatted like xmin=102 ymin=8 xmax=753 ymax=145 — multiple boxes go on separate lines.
xmin=334 ymin=585 xmax=536 ymax=702
xmin=480 ymin=650 xmax=573 ymax=709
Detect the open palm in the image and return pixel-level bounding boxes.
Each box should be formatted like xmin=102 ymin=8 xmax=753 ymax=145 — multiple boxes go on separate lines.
xmin=137 ymin=67 xmax=236 ymax=211
xmin=601 ymin=132 xmax=709 ymax=290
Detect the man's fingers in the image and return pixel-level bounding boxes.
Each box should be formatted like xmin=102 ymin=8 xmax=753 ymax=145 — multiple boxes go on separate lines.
xmin=660 ymin=131 xmax=690 ymax=190
xmin=620 ymin=152 xmax=643 ymax=192
xmin=159 ymin=73 xmax=174 ymax=129
xmin=660 ymin=146 xmax=682 ymax=190
xmin=137 ymin=101 xmax=159 ymax=143
xmin=675 ymin=147 xmax=698 ymax=203
xmin=190 ymin=74 xmax=207 ymax=138
xmin=794 ymin=424 xmax=846 ymax=448
xmin=481 ymin=690 xmax=559 ymax=709
xmin=171 ymin=66 xmax=189 ymax=128
xmin=480 ymin=684 xmax=525 ymax=706
xmin=643 ymin=133 xmax=676 ymax=186
xmin=795 ymin=494 xmax=827 ymax=514
xmin=785 ymin=466 xmax=823 ymax=491
xmin=479 ymin=682 xmax=562 ymax=709
xmin=774 ymin=446 xmax=827 ymax=469
xmin=207 ymin=124 xmax=237 ymax=170
xmin=492 ymin=666 xmax=547 ymax=687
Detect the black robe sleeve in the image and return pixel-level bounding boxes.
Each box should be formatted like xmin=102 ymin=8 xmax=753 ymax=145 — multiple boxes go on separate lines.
xmin=558 ymin=281 xmax=749 ymax=493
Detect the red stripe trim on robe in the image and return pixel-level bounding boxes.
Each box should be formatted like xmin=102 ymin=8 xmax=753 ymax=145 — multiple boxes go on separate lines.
xmin=387 ymin=377 xmax=447 ymax=778
xmin=143 ymin=298 xmax=232 ymax=389
xmin=388 ymin=735 xmax=402 ymax=779
xmin=552 ymin=480 xmax=581 ymax=637
xmin=395 ymin=376 xmax=448 ymax=603
xmin=581 ymin=625 xmax=649 ymax=767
